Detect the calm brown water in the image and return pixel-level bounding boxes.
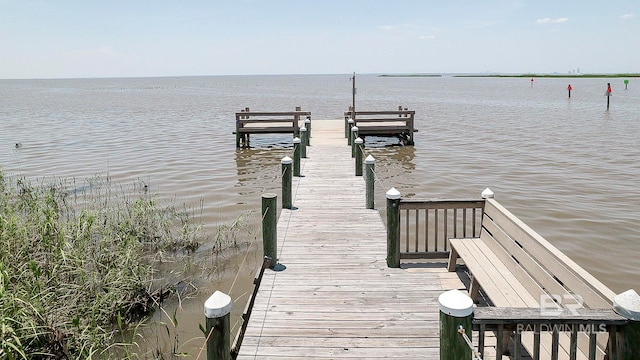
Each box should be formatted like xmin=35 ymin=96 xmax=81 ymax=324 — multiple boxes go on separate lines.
xmin=1 ymin=75 xmax=638 ymax=356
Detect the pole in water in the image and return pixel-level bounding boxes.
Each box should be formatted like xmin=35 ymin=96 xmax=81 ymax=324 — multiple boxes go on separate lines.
xmin=530 ymin=77 xmax=534 ymax=88
xmin=567 ymin=84 xmax=572 ymax=98
xmin=624 ymin=79 xmax=629 ymax=90
xmin=606 ymin=82 xmax=612 ymax=110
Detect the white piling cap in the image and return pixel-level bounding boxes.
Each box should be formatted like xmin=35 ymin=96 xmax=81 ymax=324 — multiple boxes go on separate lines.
xmin=348 ymin=118 xmax=354 ymax=123
xmin=355 ymin=137 xmax=363 ymax=144
xmin=300 ymin=126 xmax=307 ymax=132
xmin=613 ymin=289 xmax=640 ymax=321
xmin=293 ymin=137 xmax=301 ymax=144
xmin=386 ymin=187 xmax=401 ymax=200
xmin=365 ymin=155 xmax=376 ymax=164
xmin=204 ymin=290 xmax=232 ymax=318
xmin=281 ymin=156 xmax=293 ymax=164
xmin=438 ymin=289 xmax=474 ymax=317
xmin=351 ymin=126 xmax=358 ymax=132
xmin=304 ymin=118 xmax=311 ymax=123
xmin=481 ymin=188 xmax=494 ymax=199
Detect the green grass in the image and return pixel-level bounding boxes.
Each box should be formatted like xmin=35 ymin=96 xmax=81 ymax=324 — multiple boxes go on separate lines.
xmin=0 ymin=171 xmax=211 ymax=359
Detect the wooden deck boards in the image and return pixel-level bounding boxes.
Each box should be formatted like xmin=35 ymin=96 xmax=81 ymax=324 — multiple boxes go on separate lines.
xmin=236 ymin=120 xmax=466 ymax=359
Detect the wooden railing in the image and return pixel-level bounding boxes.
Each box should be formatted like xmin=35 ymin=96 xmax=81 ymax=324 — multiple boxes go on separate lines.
xmin=235 ymin=107 xmax=311 ymax=147
xmin=397 ymin=199 xmax=485 ymax=259
xmin=473 ymin=307 xmax=629 ymax=360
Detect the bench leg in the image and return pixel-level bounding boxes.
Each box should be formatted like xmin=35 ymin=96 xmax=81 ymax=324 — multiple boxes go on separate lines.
xmin=447 ymin=246 xmax=458 ymax=272
xmin=469 ymin=275 xmax=480 ymax=303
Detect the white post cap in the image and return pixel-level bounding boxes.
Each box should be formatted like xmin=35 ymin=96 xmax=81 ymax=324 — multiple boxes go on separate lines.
xmin=293 ymin=137 xmax=301 ymax=144
xmin=348 ymin=118 xmax=354 ymax=124
xmin=300 ymin=126 xmax=307 ymax=132
xmin=386 ymin=187 xmax=401 ymax=200
xmin=365 ymin=155 xmax=376 ymax=164
xmin=481 ymin=188 xmax=494 ymax=199
xmin=281 ymin=156 xmax=293 ymax=165
xmin=204 ymin=290 xmax=232 ymax=318
xmin=351 ymin=126 xmax=358 ymax=132
xmin=613 ymin=289 xmax=640 ymax=321
xmin=304 ymin=118 xmax=311 ymax=124
xmin=438 ymin=289 xmax=473 ymax=317
xmin=355 ymin=137 xmax=363 ymax=144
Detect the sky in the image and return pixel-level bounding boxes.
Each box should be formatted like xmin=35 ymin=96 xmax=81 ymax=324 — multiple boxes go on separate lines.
xmin=1 ymin=0 xmax=639 ymax=79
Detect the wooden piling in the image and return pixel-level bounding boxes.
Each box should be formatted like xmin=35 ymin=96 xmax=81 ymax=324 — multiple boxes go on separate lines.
xmin=261 ymin=193 xmax=277 ymax=269
xmin=355 ymin=137 xmax=363 ymax=176
xmin=438 ymin=290 xmax=473 ymax=360
xmin=305 ymin=118 xmax=311 ymax=144
xmin=614 ymin=289 xmax=640 ymax=358
xmin=300 ymin=127 xmax=307 ymax=158
xmin=386 ymin=188 xmax=401 ymax=268
xmin=351 ymin=126 xmax=358 ymax=158
xmin=365 ymin=155 xmax=375 ymax=209
xmin=347 ymin=119 xmax=354 ymax=144
xmin=293 ymin=137 xmax=301 ymax=177
xmin=204 ymin=291 xmax=233 ymax=360
xmin=281 ymin=157 xmax=292 ymax=209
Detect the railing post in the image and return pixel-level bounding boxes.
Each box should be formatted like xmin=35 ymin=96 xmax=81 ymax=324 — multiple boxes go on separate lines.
xmin=481 ymin=187 xmax=494 ymax=199
xmin=204 ymin=291 xmax=233 ymax=360
xmin=351 ymin=126 xmax=359 ymax=158
xmin=281 ymin=156 xmax=292 ymax=209
xmin=347 ymin=119 xmax=354 ymax=144
xmin=365 ymin=155 xmax=375 ymax=209
xmin=355 ymin=137 xmax=364 ymax=176
xmin=614 ymin=289 xmax=640 ymax=358
xmin=293 ymin=137 xmax=301 ymax=177
xmin=438 ymin=289 xmax=473 ymax=360
xmin=300 ymin=127 xmax=307 ymax=158
xmin=261 ymin=193 xmax=277 ymax=269
xmin=345 ymin=117 xmax=351 ymax=138
xmin=304 ymin=118 xmax=311 ymax=144
xmin=386 ymin=188 xmax=401 ymax=268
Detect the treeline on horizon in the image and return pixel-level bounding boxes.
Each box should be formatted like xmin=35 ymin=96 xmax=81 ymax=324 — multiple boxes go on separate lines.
xmin=378 ymin=73 xmax=640 ymax=78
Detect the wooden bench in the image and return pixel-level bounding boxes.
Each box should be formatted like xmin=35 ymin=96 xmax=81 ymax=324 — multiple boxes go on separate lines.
xmin=447 ymin=198 xmax=617 ymax=359
xmin=235 ymin=110 xmax=311 ymax=147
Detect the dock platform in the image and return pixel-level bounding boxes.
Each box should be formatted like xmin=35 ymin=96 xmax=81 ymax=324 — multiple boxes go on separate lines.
xmin=236 ymin=120 xmax=465 ymax=359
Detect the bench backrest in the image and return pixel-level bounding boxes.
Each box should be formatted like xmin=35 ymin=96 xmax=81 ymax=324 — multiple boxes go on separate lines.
xmin=480 ymin=198 xmax=615 ymax=310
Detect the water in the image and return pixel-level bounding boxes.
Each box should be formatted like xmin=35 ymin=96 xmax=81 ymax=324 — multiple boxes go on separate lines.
xmin=1 ymin=74 xmax=639 ymax=356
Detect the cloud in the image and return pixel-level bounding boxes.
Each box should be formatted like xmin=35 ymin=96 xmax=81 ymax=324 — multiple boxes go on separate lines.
xmin=536 ymin=17 xmax=569 ymax=24
xmin=377 ymin=25 xmax=396 ymax=31
xmin=418 ymin=35 xmax=436 ymax=40
xmin=621 ymin=13 xmax=635 ymax=20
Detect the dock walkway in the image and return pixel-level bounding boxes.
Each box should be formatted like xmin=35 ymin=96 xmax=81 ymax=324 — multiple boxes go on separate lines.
xmin=237 ymin=120 xmax=465 ymax=359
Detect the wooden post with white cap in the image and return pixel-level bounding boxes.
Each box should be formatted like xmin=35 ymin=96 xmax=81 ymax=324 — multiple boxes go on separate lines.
xmin=351 ymin=126 xmax=359 ymax=158
xmin=386 ymin=188 xmax=401 ymax=268
xmin=281 ymin=156 xmax=292 ymax=209
xmin=293 ymin=137 xmax=301 ymax=177
xmin=365 ymin=155 xmax=375 ymax=209
xmin=300 ymin=127 xmax=307 ymax=158
xmin=439 ymin=289 xmax=473 ymax=360
xmin=613 ymin=289 xmax=640 ymax=358
xmin=262 ymin=193 xmax=277 ymax=269
xmin=204 ymin=290 xmax=233 ymax=360
xmin=355 ymin=137 xmax=364 ymax=176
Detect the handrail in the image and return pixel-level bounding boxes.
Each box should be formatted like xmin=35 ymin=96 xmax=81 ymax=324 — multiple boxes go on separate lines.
xmin=473 ymin=307 xmax=628 ymax=359
xmin=396 ymin=199 xmax=485 ymax=259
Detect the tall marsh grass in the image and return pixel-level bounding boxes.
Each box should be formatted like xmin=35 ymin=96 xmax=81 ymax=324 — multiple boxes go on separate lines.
xmin=0 ymin=171 xmax=207 ymax=359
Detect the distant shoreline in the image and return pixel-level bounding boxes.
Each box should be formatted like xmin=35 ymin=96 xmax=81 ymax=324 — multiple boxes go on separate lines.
xmin=379 ymin=73 xmax=639 ymax=78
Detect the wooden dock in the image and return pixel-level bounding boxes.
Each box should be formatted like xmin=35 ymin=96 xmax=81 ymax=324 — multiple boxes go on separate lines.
xmin=236 ymin=120 xmax=465 ymax=359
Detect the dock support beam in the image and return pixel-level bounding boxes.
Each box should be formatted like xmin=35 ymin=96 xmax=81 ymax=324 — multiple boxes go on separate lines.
xmin=204 ymin=291 xmax=233 ymax=360
xmin=262 ymin=193 xmax=277 ymax=269
xmin=386 ymin=188 xmax=401 ymax=268
xmin=355 ymin=137 xmax=363 ymax=176
xmin=281 ymin=157 xmax=292 ymax=209
xmin=365 ymin=155 xmax=375 ymax=209
xmin=438 ymin=289 xmax=473 ymax=360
